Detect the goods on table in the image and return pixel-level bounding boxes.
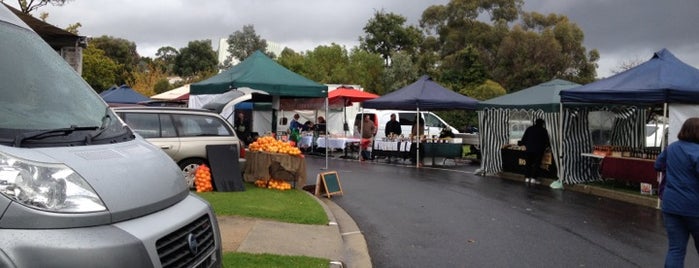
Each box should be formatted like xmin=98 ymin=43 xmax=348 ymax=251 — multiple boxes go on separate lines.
xmin=248 ymin=136 xmax=302 ymax=156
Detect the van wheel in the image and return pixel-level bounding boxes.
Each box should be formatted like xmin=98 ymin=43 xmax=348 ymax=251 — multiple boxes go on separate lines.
xmin=179 ymin=158 xmax=207 ymax=189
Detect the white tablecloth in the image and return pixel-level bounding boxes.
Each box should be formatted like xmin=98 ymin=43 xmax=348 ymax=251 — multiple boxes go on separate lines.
xmin=316 ymin=137 xmax=360 ymax=150
xmin=373 ymin=140 xmax=412 ymax=152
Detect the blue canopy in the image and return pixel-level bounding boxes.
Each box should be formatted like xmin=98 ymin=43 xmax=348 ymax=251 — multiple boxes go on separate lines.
xmin=560 ymin=48 xmax=699 ymax=104
xmin=100 ymin=85 xmax=149 ymax=104
xmin=362 ymin=75 xmax=478 ymax=110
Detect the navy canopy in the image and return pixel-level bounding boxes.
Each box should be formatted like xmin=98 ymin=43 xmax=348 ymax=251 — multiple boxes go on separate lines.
xmin=100 ymin=85 xmax=149 ymax=104
xmin=362 ymin=75 xmax=478 ymax=110
xmin=560 ymin=48 xmax=699 ymax=104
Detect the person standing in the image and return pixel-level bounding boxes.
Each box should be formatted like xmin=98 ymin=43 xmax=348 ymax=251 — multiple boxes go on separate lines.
xmin=314 ymin=116 xmax=327 ymax=135
xmin=360 ymin=114 xmax=376 ymax=161
xmin=234 ymin=112 xmax=252 ymax=145
xmin=518 ymin=118 xmax=550 ymax=184
xmin=654 ymin=117 xmax=699 ymax=267
xmin=385 ymin=113 xmax=402 ymax=138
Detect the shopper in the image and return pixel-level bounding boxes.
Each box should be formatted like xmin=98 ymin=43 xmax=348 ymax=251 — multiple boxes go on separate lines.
xmin=518 ymin=118 xmax=550 ymax=184
xmin=359 ymin=114 xmax=376 ymax=161
xmin=654 ymin=117 xmax=699 ymax=267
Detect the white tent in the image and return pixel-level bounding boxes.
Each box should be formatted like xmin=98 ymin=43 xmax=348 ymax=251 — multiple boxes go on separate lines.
xmin=151 ymin=84 xmax=190 ymax=100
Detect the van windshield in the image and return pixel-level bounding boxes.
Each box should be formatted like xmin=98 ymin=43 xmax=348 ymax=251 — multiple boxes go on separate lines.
xmin=0 ymin=21 xmax=125 ymax=145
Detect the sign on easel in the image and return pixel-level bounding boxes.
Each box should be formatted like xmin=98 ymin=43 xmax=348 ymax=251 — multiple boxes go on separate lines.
xmin=315 ymin=171 xmax=343 ymax=198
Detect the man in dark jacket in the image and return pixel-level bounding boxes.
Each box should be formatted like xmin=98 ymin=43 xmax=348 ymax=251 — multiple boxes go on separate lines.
xmin=519 ymin=118 xmax=550 ymax=184
xmin=384 ymin=113 xmax=402 ymax=138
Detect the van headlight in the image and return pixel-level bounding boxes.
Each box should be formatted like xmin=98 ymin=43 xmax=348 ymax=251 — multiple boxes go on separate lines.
xmin=0 ymin=153 xmax=106 ymax=213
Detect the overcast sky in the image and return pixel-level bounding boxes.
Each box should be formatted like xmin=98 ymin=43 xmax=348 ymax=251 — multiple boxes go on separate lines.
xmin=11 ymin=0 xmax=699 ymax=79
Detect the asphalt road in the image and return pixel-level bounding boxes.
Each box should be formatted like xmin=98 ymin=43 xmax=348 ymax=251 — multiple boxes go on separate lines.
xmin=304 ymin=155 xmax=699 ymax=268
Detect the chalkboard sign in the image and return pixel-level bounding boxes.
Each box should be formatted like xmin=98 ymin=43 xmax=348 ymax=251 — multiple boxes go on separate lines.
xmin=315 ymin=171 xmax=343 ymax=198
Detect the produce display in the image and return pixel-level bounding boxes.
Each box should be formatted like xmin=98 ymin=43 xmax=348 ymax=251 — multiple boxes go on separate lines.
xmin=248 ymin=136 xmax=302 ymax=156
xmin=254 ymin=178 xmax=293 ymax=191
xmin=194 ymin=164 xmax=214 ymax=192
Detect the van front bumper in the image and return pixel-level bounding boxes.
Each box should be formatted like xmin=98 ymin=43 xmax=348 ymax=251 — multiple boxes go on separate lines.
xmin=0 ymin=193 xmax=222 ymax=268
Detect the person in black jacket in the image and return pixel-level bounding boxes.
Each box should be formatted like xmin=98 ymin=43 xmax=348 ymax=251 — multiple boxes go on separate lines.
xmin=519 ymin=118 xmax=550 ymax=184
xmin=384 ymin=113 xmax=402 ymax=138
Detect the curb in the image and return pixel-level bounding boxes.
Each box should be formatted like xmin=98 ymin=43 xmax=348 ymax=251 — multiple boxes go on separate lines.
xmin=498 ymin=172 xmax=660 ymax=209
xmin=307 ymin=191 xmax=372 ymax=268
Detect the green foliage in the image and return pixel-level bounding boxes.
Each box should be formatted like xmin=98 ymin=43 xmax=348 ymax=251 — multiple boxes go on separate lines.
xmin=196 ymin=184 xmax=327 ymax=225
xmin=89 ymin=35 xmax=140 ymax=85
xmin=81 ymin=46 xmax=119 ymax=92
xmin=382 ymin=51 xmax=419 ymax=94
xmin=174 ymin=40 xmax=218 ymax=80
xmin=303 ymin=44 xmax=351 ymax=83
xmin=277 ymin=48 xmax=305 ymax=74
xmin=466 ymin=79 xmax=506 ymax=100
xmin=154 ymin=46 xmax=178 ymax=74
xmin=223 ymin=252 xmax=328 ymax=268
xmin=360 ymin=10 xmax=422 ymax=66
xmin=153 ymin=79 xmax=171 ymax=94
xmin=346 ymin=48 xmax=385 ymax=94
xmin=419 ymin=0 xmax=598 ymax=92
xmin=224 ymin=24 xmax=275 ymax=69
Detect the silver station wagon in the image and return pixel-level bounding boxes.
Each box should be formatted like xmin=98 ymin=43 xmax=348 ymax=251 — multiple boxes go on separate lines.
xmin=114 ymin=107 xmax=247 ymax=188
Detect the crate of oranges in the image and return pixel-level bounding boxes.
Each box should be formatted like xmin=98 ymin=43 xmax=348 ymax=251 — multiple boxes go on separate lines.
xmin=248 ymin=136 xmax=302 ymax=156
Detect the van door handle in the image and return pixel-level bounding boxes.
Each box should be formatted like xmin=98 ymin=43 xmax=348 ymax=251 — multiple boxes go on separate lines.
xmin=160 ymin=145 xmax=172 ymax=149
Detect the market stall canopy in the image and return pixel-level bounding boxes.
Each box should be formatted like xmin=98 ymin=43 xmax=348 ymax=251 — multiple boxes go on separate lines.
xmin=362 ymin=75 xmax=478 ymax=110
xmin=151 ymin=84 xmax=190 ymax=101
xmin=560 ymin=48 xmax=699 ymax=104
xmin=190 ymin=51 xmax=327 ymax=98
xmin=100 ymin=85 xmax=149 ymax=105
xmin=479 ymin=79 xmax=580 ymax=112
xmin=328 ymin=87 xmax=379 ymax=106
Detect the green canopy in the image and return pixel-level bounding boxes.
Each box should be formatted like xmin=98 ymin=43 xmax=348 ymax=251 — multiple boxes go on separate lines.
xmin=190 ymin=51 xmax=327 ymax=97
xmin=478 ymin=79 xmax=580 ymax=112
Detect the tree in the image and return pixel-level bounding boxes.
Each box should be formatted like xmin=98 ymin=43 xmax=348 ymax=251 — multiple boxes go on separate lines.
xmin=11 ymin=0 xmax=70 ymax=13
xmin=360 ymin=10 xmax=422 ymax=66
xmin=81 ymin=46 xmax=119 ymax=92
xmin=302 ymin=44 xmax=351 ymax=83
xmin=418 ymin=0 xmax=598 ymax=91
xmin=381 ymin=51 xmax=418 ymax=95
xmin=154 ymin=46 xmax=178 ymax=74
xmin=126 ymin=60 xmax=169 ymax=97
xmin=277 ymin=48 xmax=306 ymax=74
xmin=223 ymin=24 xmax=274 ymax=69
xmin=346 ymin=48 xmax=385 ymax=94
xmin=174 ymin=40 xmax=218 ymax=81
xmin=89 ymin=35 xmax=140 ymax=85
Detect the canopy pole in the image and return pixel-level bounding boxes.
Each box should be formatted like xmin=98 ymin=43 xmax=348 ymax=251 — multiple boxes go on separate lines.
xmin=416 ymin=107 xmax=420 ymax=168
xmin=550 ymin=103 xmax=564 ymax=189
xmin=662 ymin=103 xmax=668 ymax=149
xmin=324 ymin=97 xmax=329 ymax=170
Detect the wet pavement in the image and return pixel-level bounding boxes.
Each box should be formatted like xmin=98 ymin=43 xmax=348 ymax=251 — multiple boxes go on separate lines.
xmin=304 ymin=155 xmax=699 ymax=267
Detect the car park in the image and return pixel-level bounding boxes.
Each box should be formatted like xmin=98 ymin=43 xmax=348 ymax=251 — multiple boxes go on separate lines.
xmin=0 ymin=4 xmax=221 ymax=267
xmin=113 ymin=107 xmax=247 ymax=188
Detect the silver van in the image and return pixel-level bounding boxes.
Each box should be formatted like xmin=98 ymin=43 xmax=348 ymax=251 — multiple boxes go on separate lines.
xmin=0 ymin=5 xmax=221 ymax=267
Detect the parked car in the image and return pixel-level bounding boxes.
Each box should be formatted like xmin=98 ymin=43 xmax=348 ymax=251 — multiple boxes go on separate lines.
xmin=0 ymin=5 xmax=221 ymax=267
xmin=113 ymin=107 xmax=246 ymax=188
